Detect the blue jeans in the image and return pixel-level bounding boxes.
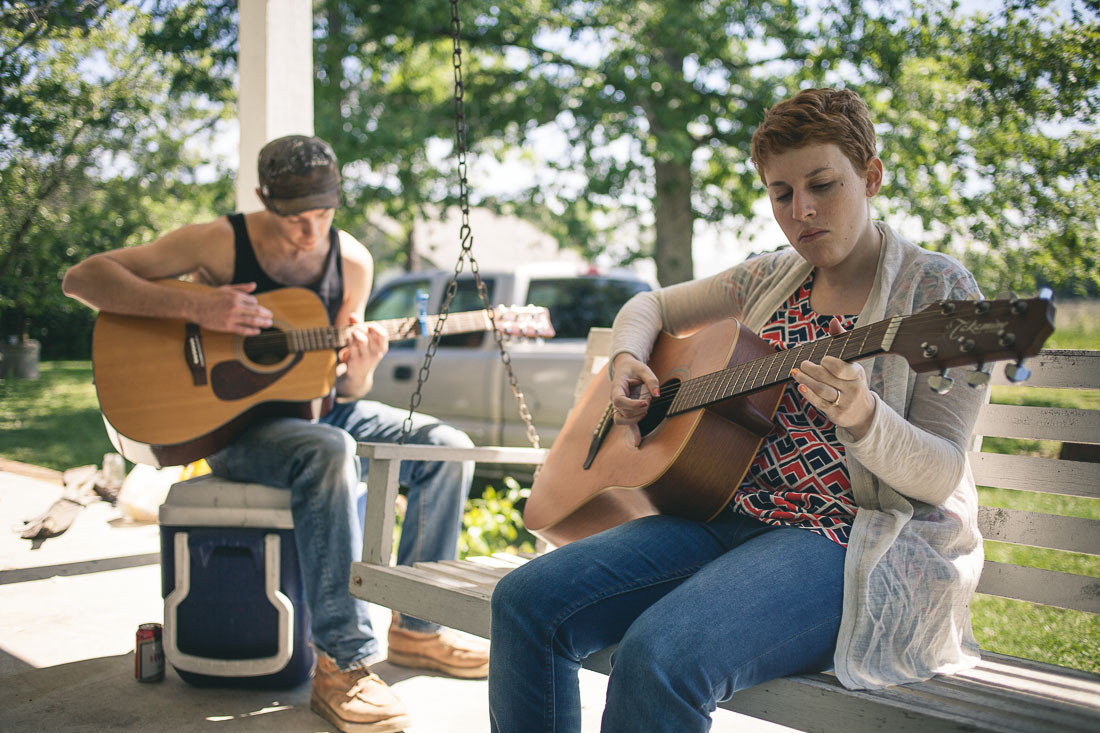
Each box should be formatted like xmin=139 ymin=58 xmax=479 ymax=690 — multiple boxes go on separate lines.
xmin=488 ymin=510 xmax=846 ymax=732
xmin=205 ymin=400 xmax=474 ymax=667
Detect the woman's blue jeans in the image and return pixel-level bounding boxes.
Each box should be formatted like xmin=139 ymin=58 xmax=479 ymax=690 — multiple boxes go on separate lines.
xmin=488 ymin=510 xmax=846 ymax=732
xmin=205 ymin=399 xmax=473 ymax=667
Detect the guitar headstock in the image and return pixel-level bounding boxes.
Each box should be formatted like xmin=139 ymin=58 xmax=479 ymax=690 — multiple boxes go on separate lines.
xmin=493 ymin=305 xmax=556 ymax=339
xmin=888 ymin=295 xmax=1055 ymax=386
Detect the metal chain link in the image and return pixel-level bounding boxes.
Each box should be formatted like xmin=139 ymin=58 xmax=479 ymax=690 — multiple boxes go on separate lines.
xmin=400 ymin=0 xmax=542 ymax=451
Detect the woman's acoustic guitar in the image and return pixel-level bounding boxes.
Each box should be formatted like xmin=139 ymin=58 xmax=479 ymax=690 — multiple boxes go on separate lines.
xmin=524 ymin=295 xmax=1055 ymax=546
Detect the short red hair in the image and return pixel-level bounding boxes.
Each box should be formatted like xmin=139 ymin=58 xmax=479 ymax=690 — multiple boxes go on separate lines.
xmin=750 ymin=88 xmax=877 ymax=184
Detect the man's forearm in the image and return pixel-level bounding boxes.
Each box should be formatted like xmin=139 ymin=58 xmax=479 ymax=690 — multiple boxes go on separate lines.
xmin=62 ymin=255 xmax=196 ymax=320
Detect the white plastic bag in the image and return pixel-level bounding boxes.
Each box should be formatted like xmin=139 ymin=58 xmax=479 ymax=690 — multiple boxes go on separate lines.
xmin=116 ymin=464 xmax=184 ymax=522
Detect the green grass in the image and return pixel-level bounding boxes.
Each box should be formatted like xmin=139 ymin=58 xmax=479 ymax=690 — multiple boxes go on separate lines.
xmin=971 ymin=595 xmax=1099 ymax=673
xmin=0 ymin=361 xmax=115 ymax=471
xmin=1046 ymin=300 xmax=1100 ymax=351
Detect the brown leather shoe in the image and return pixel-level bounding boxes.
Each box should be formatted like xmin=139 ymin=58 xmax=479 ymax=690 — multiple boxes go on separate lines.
xmin=310 ymin=652 xmax=411 ymax=733
xmin=387 ymin=615 xmax=490 ymax=679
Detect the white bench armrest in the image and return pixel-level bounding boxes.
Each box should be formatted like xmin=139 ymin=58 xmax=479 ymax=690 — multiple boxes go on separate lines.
xmin=356 ymin=441 xmax=549 ymax=566
xmin=356 ymin=443 xmax=548 ymax=464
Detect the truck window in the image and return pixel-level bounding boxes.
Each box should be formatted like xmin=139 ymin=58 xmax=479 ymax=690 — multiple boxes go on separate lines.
xmin=440 ymin=278 xmax=496 ymax=347
xmin=364 ymin=278 xmax=432 ymax=348
xmin=527 ymin=277 xmax=651 ymax=339
xmin=364 ymin=277 xmax=498 ymax=349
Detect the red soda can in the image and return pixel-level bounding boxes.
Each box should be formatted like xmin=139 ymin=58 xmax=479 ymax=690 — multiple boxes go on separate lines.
xmin=135 ymin=622 xmax=165 ymax=682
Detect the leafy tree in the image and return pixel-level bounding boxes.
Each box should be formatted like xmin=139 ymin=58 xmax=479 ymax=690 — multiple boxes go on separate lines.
xmin=3 ymin=0 xmax=1094 ymax=366
xmin=319 ymin=0 xmax=1097 ymax=291
xmin=314 ymin=2 xmax=471 ymax=270
xmin=855 ymin=0 xmax=1100 ymax=297
xmin=0 ymin=1 xmax=234 ymax=357
xmin=316 ymin=0 xmax=869 ymax=284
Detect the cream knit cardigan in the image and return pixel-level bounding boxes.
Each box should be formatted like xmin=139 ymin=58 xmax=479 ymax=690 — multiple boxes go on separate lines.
xmin=610 ymin=222 xmax=986 ymax=689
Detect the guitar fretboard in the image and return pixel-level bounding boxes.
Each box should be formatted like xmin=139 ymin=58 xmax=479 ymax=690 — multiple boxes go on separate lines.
xmin=667 ymin=318 xmax=900 ymax=415
xmin=278 ymin=310 xmax=496 ymax=353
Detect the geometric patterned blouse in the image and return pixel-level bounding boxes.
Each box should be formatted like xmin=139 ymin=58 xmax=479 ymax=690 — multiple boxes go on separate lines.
xmin=730 ymin=272 xmax=859 ymax=547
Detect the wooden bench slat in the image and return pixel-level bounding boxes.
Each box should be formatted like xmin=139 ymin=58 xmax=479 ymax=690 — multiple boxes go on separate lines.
xmin=407 ymin=561 xmax=503 ymax=592
xmin=977 ymin=506 xmax=1100 ymax=555
xmin=349 ymin=562 xmax=492 ymax=636
xmin=435 ymin=559 xmax=514 ymax=583
xmin=720 ymin=674 xmax=1008 ymax=733
xmin=975 ymin=561 xmax=1100 ymax=613
xmin=989 ymin=350 xmax=1100 ymax=390
xmin=970 ymin=451 xmax=1100 ymax=499
xmin=488 ymin=552 xmax=530 ymax=567
xmin=886 ymin=672 xmax=1100 ymax=733
xmin=974 ymin=404 xmax=1100 ymax=443
xmin=382 ymin=563 xmax=484 ymax=593
xmin=685 ymin=658 xmax=1097 ymax=733
xmin=467 ymin=553 xmax=528 ymax=569
xmin=956 ymin=652 xmax=1100 ymax=710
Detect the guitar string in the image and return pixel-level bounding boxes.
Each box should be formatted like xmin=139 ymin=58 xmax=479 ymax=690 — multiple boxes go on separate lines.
xmin=646 ymin=328 xmax=864 ymax=415
xmin=237 ymin=311 xmax=495 ymax=353
xmin=231 ymin=307 xmax=549 ymax=355
xmin=643 ymin=303 xmax=1033 ymax=415
xmin=653 ymin=316 xmax=908 ymax=414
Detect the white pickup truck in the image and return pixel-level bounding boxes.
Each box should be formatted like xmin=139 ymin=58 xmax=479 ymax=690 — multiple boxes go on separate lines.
xmin=362 ymin=263 xmax=654 ymax=448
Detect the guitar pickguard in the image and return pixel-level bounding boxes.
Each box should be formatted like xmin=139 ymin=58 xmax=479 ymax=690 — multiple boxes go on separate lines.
xmin=637 ymin=378 xmax=680 ymax=438
xmin=210 ymin=354 xmax=304 ymax=401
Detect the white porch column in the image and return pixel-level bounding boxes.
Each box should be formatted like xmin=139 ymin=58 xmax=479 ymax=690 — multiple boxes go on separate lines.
xmin=236 ymin=0 xmax=315 ymax=212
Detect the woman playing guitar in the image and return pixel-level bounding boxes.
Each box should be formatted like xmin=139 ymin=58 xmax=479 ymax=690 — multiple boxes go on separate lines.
xmin=489 ymin=88 xmax=988 ymax=731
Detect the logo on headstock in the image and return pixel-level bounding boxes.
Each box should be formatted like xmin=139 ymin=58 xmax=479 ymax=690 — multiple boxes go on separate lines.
xmin=946 ymin=318 xmax=1008 ymax=341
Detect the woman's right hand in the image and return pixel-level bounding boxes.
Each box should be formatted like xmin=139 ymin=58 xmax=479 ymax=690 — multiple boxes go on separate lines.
xmin=193 ymin=282 xmax=274 ymax=335
xmin=610 ymin=353 xmax=661 ymax=447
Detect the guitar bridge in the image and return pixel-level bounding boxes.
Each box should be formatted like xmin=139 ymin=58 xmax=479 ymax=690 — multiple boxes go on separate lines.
xmin=184 ymin=323 xmax=208 ymax=386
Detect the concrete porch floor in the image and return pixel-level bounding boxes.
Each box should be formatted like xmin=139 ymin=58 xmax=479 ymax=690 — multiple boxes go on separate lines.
xmin=0 ymin=465 xmax=790 ymax=732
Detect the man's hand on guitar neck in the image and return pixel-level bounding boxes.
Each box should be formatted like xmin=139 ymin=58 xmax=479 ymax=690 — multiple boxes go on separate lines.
xmin=192 ymin=282 xmax=274 ymax=336
xmin=610 ymin=352 xmax=661 ymax=447
xmin=335 ymin=314 xmax=389 ymax=400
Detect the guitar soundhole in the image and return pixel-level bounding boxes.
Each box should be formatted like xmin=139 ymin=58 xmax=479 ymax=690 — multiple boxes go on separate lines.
xmin=638 ymin=378 xmax=679 ymax=438
xmin=243 ymin=328 xmax=289 ymax=366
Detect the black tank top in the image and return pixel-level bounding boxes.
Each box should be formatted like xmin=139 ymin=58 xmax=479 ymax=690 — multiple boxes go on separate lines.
xmin=227 ymin=212 xmax=344 ymax=324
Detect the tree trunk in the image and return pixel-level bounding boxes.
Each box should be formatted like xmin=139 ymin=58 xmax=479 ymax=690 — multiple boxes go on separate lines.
xmin=405 ymin=226 xmax=421 ymax=272
xmin=653 ymin=158 xmax=694 ymax=286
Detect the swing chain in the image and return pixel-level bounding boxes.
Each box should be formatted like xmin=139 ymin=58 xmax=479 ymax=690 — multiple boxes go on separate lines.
xmin=399 ymin=0 xmax=541 ymax=451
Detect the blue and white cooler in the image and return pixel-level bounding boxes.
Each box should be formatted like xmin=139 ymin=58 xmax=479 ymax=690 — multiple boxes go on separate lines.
xmin=158 ymin=474 xmax=314 ymax=688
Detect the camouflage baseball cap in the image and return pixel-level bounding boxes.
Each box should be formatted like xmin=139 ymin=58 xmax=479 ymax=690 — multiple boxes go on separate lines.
xmin=257 ymin=135 xmax=342 ymax=215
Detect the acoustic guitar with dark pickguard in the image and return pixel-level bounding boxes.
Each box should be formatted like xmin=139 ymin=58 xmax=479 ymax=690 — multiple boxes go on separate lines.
xmin=524 ymin=295 xmax=1055 ymax=547
xmin=93 ymin=279 xmax=553 ymax=467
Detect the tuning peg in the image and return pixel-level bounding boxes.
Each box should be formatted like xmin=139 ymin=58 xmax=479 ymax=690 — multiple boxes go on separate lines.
xmin=1005 ymin=359 xmax=1032 ymax=383
xmin=966 ymin=366 xmax=991 ymax=388
xmin=928 ymin=369 xmax=954 ymax=394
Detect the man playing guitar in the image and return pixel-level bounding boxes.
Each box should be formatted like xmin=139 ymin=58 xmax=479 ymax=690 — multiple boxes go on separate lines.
xmin=64 ymin=135 xmax=487 ymax=733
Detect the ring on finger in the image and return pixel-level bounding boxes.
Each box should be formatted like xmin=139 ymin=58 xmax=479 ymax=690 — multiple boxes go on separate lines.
xmin=830 ymin=388 xmax=841 ymax=407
